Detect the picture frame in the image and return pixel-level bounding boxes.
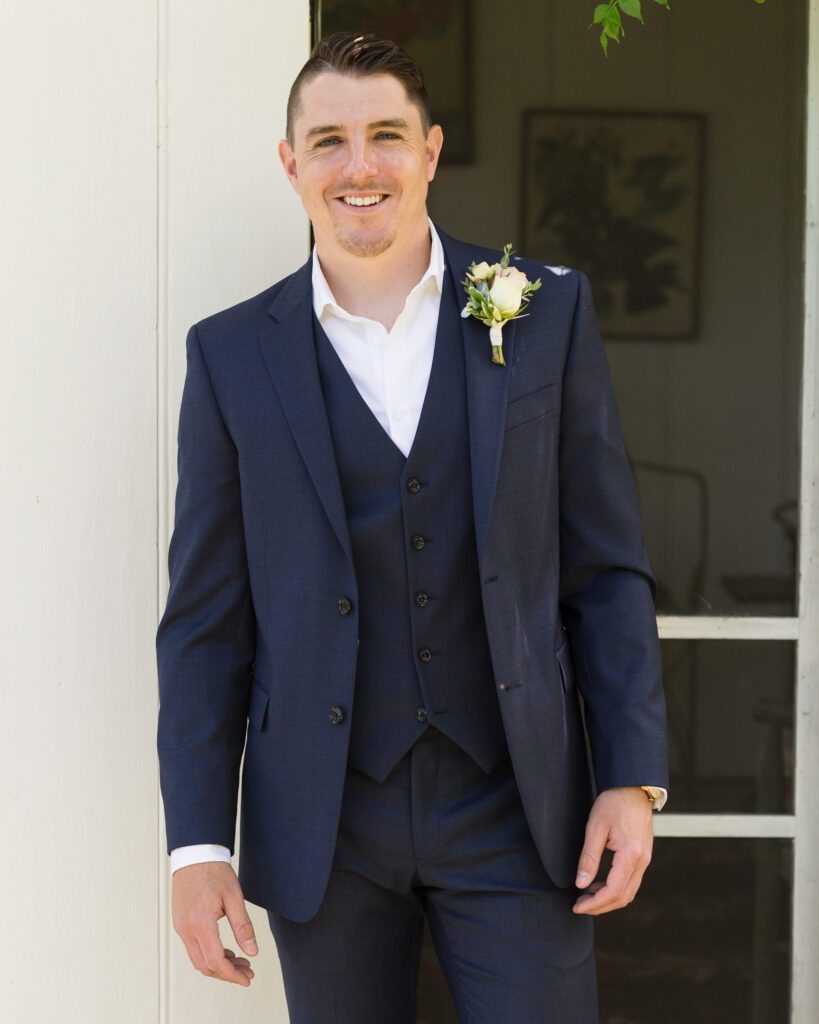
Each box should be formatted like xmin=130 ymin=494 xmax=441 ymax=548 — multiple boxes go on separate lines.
xmin=520 ymin=109 xmax=705 ymax=340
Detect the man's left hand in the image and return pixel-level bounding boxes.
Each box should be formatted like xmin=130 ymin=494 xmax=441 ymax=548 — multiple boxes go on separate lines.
xmin=572 ymin=787 xmax=653 ymax=915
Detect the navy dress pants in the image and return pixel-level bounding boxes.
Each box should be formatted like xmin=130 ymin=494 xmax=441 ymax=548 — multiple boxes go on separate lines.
xmin=267 ymin=728 xmax=597 ymax=1023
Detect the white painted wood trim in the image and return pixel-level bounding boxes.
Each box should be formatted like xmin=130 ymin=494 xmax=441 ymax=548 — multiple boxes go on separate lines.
xmin=156 ymin=0 xmax=170 ymax=1020
xmin=654 ymin=815 xmax=796 ymax=839
xmin=792 ymin=5 xmax=819 ymax=1022
xmin=657 ymin=616 xmax=799 ymax=640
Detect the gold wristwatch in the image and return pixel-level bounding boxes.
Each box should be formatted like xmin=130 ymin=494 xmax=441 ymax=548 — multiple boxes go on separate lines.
xmin=641 ymin=785 xmax=666 ymax=810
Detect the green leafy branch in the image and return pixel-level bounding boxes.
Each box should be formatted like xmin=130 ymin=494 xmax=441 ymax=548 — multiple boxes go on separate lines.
xmin=590 ymin=0 xmax=766 ymax=56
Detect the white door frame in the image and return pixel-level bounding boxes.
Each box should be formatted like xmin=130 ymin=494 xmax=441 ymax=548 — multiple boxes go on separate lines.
xmin=654 ymin=3 xmax=819 ymax=1019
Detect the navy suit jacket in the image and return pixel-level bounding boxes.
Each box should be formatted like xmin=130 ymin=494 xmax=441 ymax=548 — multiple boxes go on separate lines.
xmin=157 ymin=227 xmax=668 ymax=921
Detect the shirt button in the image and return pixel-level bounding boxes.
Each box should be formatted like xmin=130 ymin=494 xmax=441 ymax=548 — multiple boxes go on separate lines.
xmin=416 ymin=708 xmax=428 ymax=723
xmin=337 ymin=596 xmax=352 ymax=615
xmin=391 ymin=408 xmax=402 ymax=420
xmin=329 ymin=705 xmax=345 ymax=725
xmin=406 ymin=478 xmax=421 ymax=494
xmin=412 ymin=535 xmax=425 ymax=550
xmin=415 ymin=592 xmax=429 ymax=608
xmin=418 ymin=648 xmax=432 ymax=663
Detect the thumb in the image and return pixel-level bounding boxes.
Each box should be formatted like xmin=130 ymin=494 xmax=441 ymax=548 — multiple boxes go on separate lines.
xmin=224 ymin=887 xmax=258 ymax=956
xmin=576 ymin=818 xmax=607 ymax=889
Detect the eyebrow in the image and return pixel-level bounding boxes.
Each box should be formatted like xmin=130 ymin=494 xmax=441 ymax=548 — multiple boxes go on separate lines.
xmin=305 ymin=118 xmax=411 ymax=140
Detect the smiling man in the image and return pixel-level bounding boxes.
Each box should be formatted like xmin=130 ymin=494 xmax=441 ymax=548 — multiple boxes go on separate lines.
xmin=157 ymin=32 xmax=668 ymax=1023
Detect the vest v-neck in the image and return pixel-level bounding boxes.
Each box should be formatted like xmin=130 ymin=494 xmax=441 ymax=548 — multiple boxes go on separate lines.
xmin=312 ymin=269 xmax=457 ymax=464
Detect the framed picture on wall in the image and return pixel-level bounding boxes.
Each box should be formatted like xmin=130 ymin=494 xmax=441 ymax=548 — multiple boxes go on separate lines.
xmin=521 ymin=109 xmax=705 ymax=339
xmin=316 ymin=0 xmax=472 ymax=164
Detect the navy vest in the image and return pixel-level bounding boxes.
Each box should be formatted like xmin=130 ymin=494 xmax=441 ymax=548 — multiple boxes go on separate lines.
xmin=314 ymin=270 xmax=507 ymax=782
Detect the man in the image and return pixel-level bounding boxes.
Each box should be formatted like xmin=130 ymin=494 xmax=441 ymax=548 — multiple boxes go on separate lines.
xmin=157 ymin=32 xmax=668 ymax=1023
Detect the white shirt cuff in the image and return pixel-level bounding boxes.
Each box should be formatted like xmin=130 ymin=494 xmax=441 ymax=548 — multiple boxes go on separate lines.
xmin=170 ymin=844 xmax=232 ymax=874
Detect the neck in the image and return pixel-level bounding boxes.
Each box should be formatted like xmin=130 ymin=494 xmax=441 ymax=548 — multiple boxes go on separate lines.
xmin=315 ymin=218 xmax=433 ymax=331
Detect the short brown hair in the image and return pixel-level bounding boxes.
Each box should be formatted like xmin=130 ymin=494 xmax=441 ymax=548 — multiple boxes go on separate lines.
xmin=286 ymin=32 xmax=432 ymax=145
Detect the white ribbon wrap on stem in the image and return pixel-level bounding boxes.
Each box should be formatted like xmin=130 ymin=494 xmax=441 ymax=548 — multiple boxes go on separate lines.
xmin=489 ymin=322 xmax=505 ymax=365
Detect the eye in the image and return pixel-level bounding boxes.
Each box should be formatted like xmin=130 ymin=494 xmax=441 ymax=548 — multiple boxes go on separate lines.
xmin=315 ymin=136 xmax=341 ymax=148
xmin=375 ymin=131 xmax=400 ymax=141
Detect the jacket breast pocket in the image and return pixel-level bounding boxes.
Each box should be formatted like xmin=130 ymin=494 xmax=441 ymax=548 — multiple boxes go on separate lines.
xmin=505 ymin=383 xmax=558 ymax=432
xmin=247 ymin=680 xmax=271 ymax=731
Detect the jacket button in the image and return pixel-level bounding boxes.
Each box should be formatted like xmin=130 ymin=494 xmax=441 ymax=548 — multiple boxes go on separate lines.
xmin=412 ymin=535 xmax=426 ymax=550
xmin=416 ymin=707 xmax=428 ymax=722
xmin=415 ymin=592 xmax=429 ymax=608
xmin=418 ymin=648 xmax=432 ymax=663
xmin=407 ymin=478 xmax=421 ymax=494
xmin=329 ymin=705 xmax=345 ymax=724
xmin=337 ymin=596 xmax=352 ymax=615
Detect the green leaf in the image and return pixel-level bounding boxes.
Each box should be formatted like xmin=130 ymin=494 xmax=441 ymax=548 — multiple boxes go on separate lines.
xmin=600 ymin=29 xmax=609 ymax=55
xmin=603 ymin=7 xmax=622 ymax=38
xmin=620 ymin=0 xmax=643 ymax=22
xmin=653 ymin=0 xmax=670 ymax=8
xmin=593 ymin=3 xmax=611 ymax=24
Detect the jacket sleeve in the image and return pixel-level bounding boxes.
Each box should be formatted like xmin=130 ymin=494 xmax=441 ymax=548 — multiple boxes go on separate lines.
xmin=558 ymin=273 xmax=668 ymax=792
xmin=156 ymin=324 xmax=256 ymax=854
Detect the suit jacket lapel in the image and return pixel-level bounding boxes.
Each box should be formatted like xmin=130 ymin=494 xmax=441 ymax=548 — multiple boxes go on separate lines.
xmin=439 ymin=230 xmax=516 ymax=567
xmin=258 ymin=257 xmax=353 ymax=565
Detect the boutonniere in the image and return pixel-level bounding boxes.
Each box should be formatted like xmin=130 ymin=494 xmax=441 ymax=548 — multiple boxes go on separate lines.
xmin=461 ymin=244 xmax=541 ymax=365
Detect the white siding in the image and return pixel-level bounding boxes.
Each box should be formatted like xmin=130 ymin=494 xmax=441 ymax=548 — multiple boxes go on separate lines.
xmin=0 ymin=2 xmax=308 ymax=1021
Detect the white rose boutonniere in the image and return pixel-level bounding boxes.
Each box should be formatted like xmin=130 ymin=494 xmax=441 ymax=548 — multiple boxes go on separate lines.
xmin=461 ymin=244 xmax=541 ymax=365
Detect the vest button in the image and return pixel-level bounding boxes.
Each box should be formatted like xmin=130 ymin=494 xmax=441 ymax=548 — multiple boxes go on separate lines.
xmin=416 ymin=707 xmax=428 ymax=722
xmin=412 ymin=535 xmax=426 ymax=550
xmin=406 ymin=478 xmax=421 ymax=494
xmin=415 ymin=592 xmax=429 ymax=608
xmin=329 ymin=705 xmax=345 ymax=725
xmin=337 ymin=596 xmax=352 ymax=615
xmin=418 ymin=647 xmax=432 ymax=663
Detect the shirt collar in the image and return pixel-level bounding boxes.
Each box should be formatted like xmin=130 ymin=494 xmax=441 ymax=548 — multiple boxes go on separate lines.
xmin=311 ymin=218 xmax=445 ymax=323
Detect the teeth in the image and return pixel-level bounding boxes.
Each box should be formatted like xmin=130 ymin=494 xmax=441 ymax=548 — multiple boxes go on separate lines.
xmin=343 ymin=195 xmax=384 ymax=206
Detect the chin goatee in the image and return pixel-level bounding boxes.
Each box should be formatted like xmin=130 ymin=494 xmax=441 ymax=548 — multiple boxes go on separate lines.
xmin=337 ymin=231 xmax=396 ymax=258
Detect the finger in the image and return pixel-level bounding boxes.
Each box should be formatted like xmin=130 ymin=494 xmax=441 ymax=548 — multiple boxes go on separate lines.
xmin=224 ymin=950 xmax=254 ymax=976
xmin=575 ymin=819 xmax=607 ymax=888
xmin=197 ymin=923 xmax=252 ymax=986
xmin=618 ymin=848 xmax=651 ymax=905
xmin=574 ymin=845 xmax=647 ymax=915
xmin=224 ymin=888 xmax=258 ymax=957
xmin=196 ymin=938 xmax=252 ymax=986
xmin=179 ymin=932 xmax=210 ymax=975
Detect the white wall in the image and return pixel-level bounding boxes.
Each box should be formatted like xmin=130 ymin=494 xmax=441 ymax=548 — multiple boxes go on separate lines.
xmin=0 ymin=2 xmax=309 ymax=1020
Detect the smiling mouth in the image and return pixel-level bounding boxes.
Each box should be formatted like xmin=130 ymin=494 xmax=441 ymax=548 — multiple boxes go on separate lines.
xmin=341 ymin=194 xmax=386 ymax=207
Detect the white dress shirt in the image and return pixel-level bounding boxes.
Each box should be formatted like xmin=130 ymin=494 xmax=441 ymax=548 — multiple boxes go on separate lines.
xmin=169 ymin=223 xmax=445 ymax=875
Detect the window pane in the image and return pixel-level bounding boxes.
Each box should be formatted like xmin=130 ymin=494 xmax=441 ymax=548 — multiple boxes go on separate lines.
xmin=663 ymin=640 xmax=794 ymax=814
xmin=596 ymin=839 xmax=792 ymax=1024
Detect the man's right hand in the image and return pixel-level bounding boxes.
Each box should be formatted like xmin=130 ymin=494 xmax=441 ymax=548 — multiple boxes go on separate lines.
xmin=172 ymin=861 xmax=258 ymax=986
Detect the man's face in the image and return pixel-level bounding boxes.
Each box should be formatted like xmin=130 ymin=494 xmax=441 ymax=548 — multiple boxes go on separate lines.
xmin=279 ymin=72 xmax=443 ymax=260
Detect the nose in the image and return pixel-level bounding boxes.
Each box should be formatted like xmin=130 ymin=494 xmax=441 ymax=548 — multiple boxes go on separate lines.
xmin=343 ymin=138 xmax=378 ymax=182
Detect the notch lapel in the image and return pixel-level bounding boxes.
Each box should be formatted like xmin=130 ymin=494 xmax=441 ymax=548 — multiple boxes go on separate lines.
xmin=258 ymin=259 xmax=353 ymax=565
xmin=439 ymin=231 xmax=516 ymax=566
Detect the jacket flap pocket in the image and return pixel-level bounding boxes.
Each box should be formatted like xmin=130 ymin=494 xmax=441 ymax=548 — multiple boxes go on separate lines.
xmin=505 ymin=383 xmax=558 ymax=432
xmin=248 ymin=681 xmax=270 ymax=730
xmin=556 ymin=641 xmax=575 ymax=692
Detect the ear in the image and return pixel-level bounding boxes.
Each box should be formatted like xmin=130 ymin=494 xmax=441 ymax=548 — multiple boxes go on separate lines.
xmin=278 ymin=139 xmax=300 ymax=194
xmin=425 ymin=125 xmax=444 ymax=182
